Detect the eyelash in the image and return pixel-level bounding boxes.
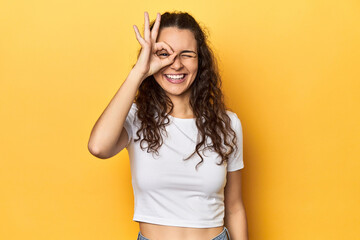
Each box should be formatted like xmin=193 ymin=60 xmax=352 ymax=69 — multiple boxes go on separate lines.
xmin=159 ymin=53 xmax=193 ymax=58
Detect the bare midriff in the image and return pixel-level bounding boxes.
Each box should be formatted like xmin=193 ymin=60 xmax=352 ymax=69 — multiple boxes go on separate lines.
xmin=139 ymin=222 xmax=224 ymax=240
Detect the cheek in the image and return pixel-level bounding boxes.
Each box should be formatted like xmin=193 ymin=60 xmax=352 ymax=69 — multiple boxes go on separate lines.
xmin=191 ymin=65 xmax=198 ymax=76
xmin=153 ymin=72 xmax=162 ymax=82
xmin=186 ymin=62 xmax=198 ymax=75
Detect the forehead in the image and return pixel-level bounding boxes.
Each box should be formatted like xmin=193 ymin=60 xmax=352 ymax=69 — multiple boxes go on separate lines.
xmin=157 ymin=27 xmax=197 ymax=52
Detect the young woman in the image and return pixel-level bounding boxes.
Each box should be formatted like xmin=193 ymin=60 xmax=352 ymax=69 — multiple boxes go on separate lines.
xmin=88 ymin=11 xmax=248 ymax=240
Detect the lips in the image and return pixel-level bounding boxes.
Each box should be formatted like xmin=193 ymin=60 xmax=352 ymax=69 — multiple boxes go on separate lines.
xmin=164 ymin=74 xmax=187 ymax=84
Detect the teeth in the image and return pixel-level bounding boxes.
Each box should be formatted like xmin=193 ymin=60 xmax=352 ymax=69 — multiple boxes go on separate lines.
xmin=165 ymin=74 xmax=185 ymax=79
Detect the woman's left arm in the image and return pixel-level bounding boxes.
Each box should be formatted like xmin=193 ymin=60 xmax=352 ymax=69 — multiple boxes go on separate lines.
xmin=224 ymin=170 xmax=249 ymax=240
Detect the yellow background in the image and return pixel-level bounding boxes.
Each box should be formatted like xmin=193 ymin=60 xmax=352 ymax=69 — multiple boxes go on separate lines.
xmin=1 ymin=0 xmax=359 ymax=239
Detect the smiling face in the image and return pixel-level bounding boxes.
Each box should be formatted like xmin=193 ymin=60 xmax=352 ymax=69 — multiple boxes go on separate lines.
xmin=153 ymin=27 xmax=198 ymax=102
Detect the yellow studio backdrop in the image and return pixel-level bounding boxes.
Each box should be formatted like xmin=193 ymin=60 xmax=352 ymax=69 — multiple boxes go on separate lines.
xmin=0 ymin=0 xmax=359 ymax=239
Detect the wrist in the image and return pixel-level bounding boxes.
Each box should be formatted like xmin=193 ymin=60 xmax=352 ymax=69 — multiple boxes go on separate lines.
xmin=129 ymin=67 xmax=147 ymax=83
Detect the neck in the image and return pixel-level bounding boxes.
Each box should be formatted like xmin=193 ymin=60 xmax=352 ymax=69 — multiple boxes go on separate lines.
xmin=167 ymin=94 xmax=194 ymax=119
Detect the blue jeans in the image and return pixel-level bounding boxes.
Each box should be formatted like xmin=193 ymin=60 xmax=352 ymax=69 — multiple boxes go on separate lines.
xmin=137 ymin=226 xmax=231 ymax=240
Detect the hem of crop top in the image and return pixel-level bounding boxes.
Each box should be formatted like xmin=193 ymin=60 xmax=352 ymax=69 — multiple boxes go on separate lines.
xmin=133 ymin=214 xmax=224 ymax=228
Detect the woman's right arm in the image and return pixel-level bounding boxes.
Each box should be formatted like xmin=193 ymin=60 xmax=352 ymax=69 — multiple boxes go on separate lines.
xmin=87 ymin=69 xmax=145 ymax=159
xmin=87 ymin=12 xmax=175 ymax=159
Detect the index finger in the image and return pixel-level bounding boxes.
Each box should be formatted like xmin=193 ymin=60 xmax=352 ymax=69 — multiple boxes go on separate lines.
xmin=154 ymin=42 xmax=174 ymax=55
xmin=151 ymin=13 xmax=161 ymax=43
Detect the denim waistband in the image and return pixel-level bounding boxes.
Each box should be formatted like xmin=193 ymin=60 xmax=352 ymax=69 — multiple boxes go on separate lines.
xmin=136 ymin=226 xmax=231 ymax=240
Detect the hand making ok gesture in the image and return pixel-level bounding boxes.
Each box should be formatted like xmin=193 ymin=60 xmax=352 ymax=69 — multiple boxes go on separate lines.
xmin=132 ymin=12 xmax=176 ymax=80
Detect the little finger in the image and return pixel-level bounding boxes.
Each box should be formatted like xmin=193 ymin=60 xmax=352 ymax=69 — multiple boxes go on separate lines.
xmin=144 ymin=12 xmax=151 ymax=42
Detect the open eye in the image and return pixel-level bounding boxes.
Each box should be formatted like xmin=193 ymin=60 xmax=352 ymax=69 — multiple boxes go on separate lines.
xmin=156 ymin=51 xmax=169 ymax=58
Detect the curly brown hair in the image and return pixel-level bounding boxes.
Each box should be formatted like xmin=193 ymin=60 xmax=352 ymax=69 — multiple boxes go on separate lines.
xmin=133 ymin=11 xmax=238 ymax=171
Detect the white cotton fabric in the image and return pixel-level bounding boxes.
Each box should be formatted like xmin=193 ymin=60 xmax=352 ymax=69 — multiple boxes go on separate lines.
xmin=123 ymin=102 xmax=244 ymax=228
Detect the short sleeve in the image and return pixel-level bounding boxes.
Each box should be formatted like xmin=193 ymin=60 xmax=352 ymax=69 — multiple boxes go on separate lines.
xmin=227 ymin=113 xmax=244 ymax=172
xmin=123 ymin=102 xmax=137 ymax=148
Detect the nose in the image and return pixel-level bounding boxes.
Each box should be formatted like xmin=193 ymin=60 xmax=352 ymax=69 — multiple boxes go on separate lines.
xmin=170 ymin=54 xmax=184 ymax=70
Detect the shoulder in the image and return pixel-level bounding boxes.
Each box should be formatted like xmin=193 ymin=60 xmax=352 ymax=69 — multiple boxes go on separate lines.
xmin=128 ymin=102 xmax=138 ymax=116
xmin=225 ymin=109 xmax=238 ymax=120
xmin=225 ymin=110 xmax=242 ymax=130
xmin=131 ymin=102 xmax=138 ymax=110
xmin=125 ymin=102 xmax=139 ymax=125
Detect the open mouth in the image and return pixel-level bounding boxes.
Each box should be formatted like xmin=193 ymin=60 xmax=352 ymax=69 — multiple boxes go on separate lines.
xmin=164 ymin=74 xmax=187 ymax=83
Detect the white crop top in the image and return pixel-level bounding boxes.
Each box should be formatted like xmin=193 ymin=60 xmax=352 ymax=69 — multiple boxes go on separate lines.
xmin=123 ymin=102 xmax=244 ymax=228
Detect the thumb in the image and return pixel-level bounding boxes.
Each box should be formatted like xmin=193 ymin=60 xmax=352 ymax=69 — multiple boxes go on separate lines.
xmin=160 ymin=53 xmax=176 ymax=68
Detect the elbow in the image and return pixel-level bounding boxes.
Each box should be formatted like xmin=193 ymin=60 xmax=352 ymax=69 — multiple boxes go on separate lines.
xmin=88 ymin=142 xmax=109 ymax=159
